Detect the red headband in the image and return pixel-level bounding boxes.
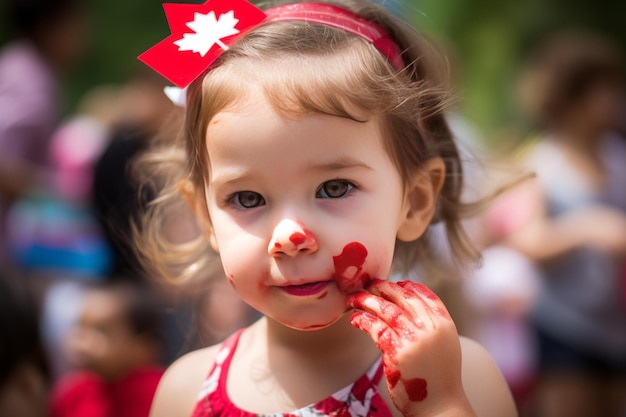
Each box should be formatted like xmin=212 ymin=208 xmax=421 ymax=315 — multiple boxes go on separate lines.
xmin=139 ymin=0 xmax=404 ymax=88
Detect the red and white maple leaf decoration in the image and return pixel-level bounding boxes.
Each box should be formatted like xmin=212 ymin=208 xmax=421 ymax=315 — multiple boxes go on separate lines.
xmin=138 ymin=0 xmax=266 ymax=88
xmin=174 ymin=10 xmax=240 ymax=57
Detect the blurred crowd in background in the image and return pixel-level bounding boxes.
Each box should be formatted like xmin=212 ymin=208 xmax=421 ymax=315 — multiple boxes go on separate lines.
xmin=0 ymin=0 xmax=625 ymax=416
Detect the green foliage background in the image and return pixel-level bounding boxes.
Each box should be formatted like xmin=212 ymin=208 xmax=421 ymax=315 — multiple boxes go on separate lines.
xmin=2 ymin=0 xmax=624 ymax=145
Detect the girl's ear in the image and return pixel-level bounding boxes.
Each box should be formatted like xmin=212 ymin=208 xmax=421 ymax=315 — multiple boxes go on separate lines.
xmin=177 ymin=178 xmax=219 ymax=253
xmin=397 ymin=158 xmax=446 ymax=242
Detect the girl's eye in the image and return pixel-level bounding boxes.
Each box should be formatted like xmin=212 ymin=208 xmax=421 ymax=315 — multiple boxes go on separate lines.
xmin=229 ymin=191 xmax=265 ymax=209
xmin=316 ymin=180 xmax=354 ymax=199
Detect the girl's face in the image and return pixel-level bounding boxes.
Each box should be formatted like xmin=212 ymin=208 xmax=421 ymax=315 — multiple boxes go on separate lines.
xmin=202 ymin=89 xmax=421 ymax=331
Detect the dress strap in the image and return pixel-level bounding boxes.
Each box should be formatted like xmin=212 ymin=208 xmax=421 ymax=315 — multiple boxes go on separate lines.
xmin=369 ymin=356 xmax=385 ymax=386
xmin=191 ymin=329 xmax=246 ymax=417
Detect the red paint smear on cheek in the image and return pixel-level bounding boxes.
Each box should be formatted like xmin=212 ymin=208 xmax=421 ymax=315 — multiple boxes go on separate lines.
xmin=403 ymin=378 xmax=428 ymax=402
xmin=333 ymin=242 xmax=371 ymax=293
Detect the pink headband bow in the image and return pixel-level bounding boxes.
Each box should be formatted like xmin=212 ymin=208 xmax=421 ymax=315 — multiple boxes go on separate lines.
xmin=138 ymin=0 xmax=404 ymax=89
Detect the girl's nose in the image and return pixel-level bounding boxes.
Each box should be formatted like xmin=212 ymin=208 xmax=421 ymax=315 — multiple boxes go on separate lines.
xmin=268 ymin=219 xmax=318 ymax=257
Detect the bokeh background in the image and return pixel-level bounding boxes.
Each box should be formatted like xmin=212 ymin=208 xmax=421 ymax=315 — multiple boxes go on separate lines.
xmin=1 ymin=1 xmax=625 ymax=416
xmin=2 ymin=0 xmax=625 ymax=144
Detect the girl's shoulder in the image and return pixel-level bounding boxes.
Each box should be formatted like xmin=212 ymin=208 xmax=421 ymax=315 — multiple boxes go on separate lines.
xmin=149 ymin=344 xmax=221 ymax=417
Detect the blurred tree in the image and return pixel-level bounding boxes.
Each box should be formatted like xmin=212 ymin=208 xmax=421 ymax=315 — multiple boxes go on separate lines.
xmin=409 ymin=0 xmax=626 ymax=144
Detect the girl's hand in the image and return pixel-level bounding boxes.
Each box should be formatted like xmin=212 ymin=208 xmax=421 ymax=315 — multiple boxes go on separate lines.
xmin=348 ymin=279 xmax=476 ymax=417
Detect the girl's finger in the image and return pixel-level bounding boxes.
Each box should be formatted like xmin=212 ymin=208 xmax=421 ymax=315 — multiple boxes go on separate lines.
xmin=348 ymin=292 xmax=419 ymax=338
xmin=366 ymin=279 xmax=436 ymax=328
xmin=396 ymin=280 xmax=452 ymax=321
xmin=349 ymin=311 xmax=402 ymax=356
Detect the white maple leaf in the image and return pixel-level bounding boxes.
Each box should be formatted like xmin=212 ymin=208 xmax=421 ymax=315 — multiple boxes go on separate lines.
xmin=174 ymin=10 xmax=240 ymax=57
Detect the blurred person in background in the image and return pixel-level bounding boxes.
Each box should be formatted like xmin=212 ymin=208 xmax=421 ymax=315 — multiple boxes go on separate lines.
xmin=507 ymin=30 xmax=626 ymax=417
xmin=49 ymin=279 xmax=166 ymax=417
xmin=9 ymin=85 xmax=123 ymax=380
xmin=92 ymin=68 xmax=177 ymax=280
xmin=464 ymin=178 xmax=542 ymax=413
xmin=0 ymin=0 xmax=89 ymax=264
xmin=0 ymin=268 xmax=50 ymax=417
xmin=6 ymin=85 xmax=120 ymax=277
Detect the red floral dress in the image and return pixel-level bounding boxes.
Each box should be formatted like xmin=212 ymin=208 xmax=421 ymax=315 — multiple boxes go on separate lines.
xmin=191 ymin=330 xmax=392 ymax=417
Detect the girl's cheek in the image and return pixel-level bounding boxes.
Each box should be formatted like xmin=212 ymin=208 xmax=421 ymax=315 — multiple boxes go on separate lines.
xmin=227 ymin=274 xmax=236 ymax=289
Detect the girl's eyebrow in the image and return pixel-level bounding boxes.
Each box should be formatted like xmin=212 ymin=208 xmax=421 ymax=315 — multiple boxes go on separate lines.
xmin=209 ymin=168 xmax=253 ymax=188
xmin=308 ymin=157 xmax=373 ymax=172
xmin=210 ymin=157 xmax=373 ymax=188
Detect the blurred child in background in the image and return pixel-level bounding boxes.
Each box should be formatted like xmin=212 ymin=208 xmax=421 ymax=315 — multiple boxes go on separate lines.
xmin=0 ymin=269 xmax=50 ymax=417
xmin=49 ymin=280 xmax=165 ymax=417
xmin=511 ymin=30 xmax=626 ymax=417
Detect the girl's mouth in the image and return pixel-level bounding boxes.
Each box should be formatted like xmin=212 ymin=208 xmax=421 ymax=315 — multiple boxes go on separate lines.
xmin=282 ymin=281 xmax=332 ymax=296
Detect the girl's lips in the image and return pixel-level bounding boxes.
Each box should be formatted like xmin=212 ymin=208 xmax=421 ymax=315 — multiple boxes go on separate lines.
xmin=282 ymin=281 xmax=332 ymax=296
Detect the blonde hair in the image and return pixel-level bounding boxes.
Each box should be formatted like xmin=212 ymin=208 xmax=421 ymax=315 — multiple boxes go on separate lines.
xmin=135 ymin=0 xmax=479 ymax=283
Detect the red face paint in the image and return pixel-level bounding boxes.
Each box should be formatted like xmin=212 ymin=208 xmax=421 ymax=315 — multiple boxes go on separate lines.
xmin=289 ymin=232 xmax=306 ymax=246
xmin=333 ymin=242 xmax=371 ymax=293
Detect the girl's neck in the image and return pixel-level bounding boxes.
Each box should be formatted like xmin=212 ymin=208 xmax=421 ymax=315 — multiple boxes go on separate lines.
xmin=260 ymin=314 xmax=380 ymax=364
xmin=228 ymin=315 xmax=382 ymax=413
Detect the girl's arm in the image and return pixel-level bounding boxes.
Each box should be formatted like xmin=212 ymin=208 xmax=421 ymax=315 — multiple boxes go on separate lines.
xmin=349 ymin=280 xmax=516 ymax=417
xmin=502 ymin=180 xmax=626 ymax=261
xmin=459 ymin=337 xmax=517 ymax=417
xmin=150 ymin=347 xmax=219 ymax=417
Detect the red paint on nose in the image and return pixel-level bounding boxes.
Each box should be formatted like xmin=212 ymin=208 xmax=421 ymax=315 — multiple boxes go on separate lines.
xmin=289 ymin=232 xmax=306 ymax=246
xmin=274 ymin=242 xmax=282 ymax=249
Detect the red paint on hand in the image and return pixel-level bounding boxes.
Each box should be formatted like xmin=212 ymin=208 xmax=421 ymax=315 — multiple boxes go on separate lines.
xmin=386 ymin=367 xmax=401 ymax=388
xmin=403 ymin=377 xmax=428 ymax=402
xmin=398 ymin=281 xmax=439 ymax=301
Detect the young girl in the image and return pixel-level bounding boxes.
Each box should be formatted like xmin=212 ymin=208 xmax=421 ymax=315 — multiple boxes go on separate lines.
xmin=136 ymin=0 xmax=516 ymax=416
